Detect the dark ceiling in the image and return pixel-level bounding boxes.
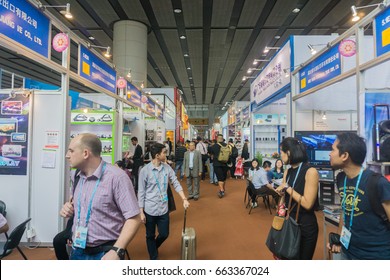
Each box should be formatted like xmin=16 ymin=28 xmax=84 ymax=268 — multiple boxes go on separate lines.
xmin=1 ymin=0 xmax=378 ymax=114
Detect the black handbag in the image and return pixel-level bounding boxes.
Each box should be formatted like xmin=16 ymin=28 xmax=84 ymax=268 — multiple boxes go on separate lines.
xmin=265 ymin=189 xmax=302 ymax=259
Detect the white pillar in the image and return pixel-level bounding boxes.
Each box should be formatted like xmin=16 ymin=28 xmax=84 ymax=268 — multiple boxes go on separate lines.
xmin=113 ymin=20 xmax=148 ymax=88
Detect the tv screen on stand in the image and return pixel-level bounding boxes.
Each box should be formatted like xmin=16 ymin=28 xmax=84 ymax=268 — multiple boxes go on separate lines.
xmin=294 ymin=131 xmax=355 ymax=167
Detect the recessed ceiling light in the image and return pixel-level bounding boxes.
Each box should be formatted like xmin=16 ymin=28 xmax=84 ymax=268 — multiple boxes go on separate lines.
xmin=174 ymin=8 xmax=182 ymax=13
xmin=229 ymin=25 xmax=236 ymax=29
xmin=88 ymin=36 xmax=95 ymax=40
xmin=180 ymin=35 xmax=186 ymax=39
xmin=292 ymin=8 xmax=300 ymax=13
xmin=275 ymin=35 xmax=281 ymax=39
xmin=189 ymin=77 xmax=193 ymax=79
xmin=184 ymin=54 xmax=189 ymax=57
xmin=187 ymin=67 xmax=191 ymax=70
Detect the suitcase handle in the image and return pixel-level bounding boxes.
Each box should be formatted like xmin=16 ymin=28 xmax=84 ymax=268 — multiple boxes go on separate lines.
xmin=183 ymin=209 xmax=187 ymax=234
xmin=373 ymin=104 xmax=390 ymax=124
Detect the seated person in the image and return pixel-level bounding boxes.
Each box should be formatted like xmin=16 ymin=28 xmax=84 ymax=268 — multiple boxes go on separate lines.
xmin=262 ymin=160 xmax=274 ymax=182
xmin=272 ymin=159 xmax=284 ymax=180
xmin=0 ymin=213 xmax=9 ymax=233
xmin=248 ymin=159 xmax=279 ymax=208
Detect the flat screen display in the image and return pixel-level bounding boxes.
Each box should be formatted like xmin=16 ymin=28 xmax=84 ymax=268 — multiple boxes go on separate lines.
xmin=294 ymin=131 xmax=355 ymax=167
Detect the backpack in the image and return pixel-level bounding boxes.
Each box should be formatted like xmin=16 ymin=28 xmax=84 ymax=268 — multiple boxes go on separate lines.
xmin=230 ymin=144 xmax=238 ymax=158
xmin=217 ymin=143 xmax=231 ymax=163
xmin=339 ymin=170 xmax=389 ymax=226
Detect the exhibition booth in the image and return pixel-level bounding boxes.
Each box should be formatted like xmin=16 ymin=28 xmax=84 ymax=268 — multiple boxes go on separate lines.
xmin=0 ymin=0 xmax=166 ymax=245
xmin=250 ymin=34 xmax=340 ymax=161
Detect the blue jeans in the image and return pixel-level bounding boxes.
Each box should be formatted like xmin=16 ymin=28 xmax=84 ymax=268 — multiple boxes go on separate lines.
xmin=70 ymin=247 xmax=105 ymax=260
xmin=174 ymin=160 xmax=184 ymax=179
xmin=209 ymin=162 xmax=217 ymax=183
xmin=145 ymin=212 xmax=170 ymax=260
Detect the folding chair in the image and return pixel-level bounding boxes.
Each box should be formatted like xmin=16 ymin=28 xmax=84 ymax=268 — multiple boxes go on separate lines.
xmin=0 ymin=218 xmax=31 ymax=260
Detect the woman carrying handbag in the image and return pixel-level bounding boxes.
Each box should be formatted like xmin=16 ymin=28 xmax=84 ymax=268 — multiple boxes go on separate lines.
xmin=275 ymin=137 xmax=319 ymax=260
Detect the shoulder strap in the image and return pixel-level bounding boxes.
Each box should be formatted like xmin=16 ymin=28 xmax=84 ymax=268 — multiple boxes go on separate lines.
xmin=72 ymin=169 xmax=81 ymax=195
xmin=367 ymin=171 xmax=388 ymax=223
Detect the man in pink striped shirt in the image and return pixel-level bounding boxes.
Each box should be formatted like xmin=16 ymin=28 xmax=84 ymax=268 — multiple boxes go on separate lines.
xmin=60 ymin=133 xmax=140 ymax=260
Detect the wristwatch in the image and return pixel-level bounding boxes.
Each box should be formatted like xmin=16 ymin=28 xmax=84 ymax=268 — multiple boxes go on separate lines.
xmin=111 ymin=246 xmax=126 ymax=259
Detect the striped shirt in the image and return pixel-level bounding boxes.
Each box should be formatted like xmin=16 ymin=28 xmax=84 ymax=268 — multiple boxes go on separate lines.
xmin=138 ymin=162 xmax=183 ymax=216
xmin=72 ymin=160 xmax=139 ymax=247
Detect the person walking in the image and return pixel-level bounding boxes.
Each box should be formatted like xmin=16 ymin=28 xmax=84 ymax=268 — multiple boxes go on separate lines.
xmin=174 ymin=141 xmax=186 ymax=180
xmin=196 ymin=136 xmax=208 ymax=181
xmin=183 ymin=141 xmax=203 ymax=201
xmin=138 ymin=143 xmax=190 ymax=260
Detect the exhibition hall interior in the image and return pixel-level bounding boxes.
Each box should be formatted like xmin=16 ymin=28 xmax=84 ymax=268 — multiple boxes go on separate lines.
xmin=0 ymin=0 xmax=389 ymax=261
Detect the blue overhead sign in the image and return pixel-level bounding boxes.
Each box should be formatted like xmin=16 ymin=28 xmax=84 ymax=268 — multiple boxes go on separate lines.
xmin=0 ymin=0 xmax=50 ymax=58
xmin=375 ymin=6 xmax=390 ymax=57
xmin=79 ymin=45 xmax=116 ymax=93
xmin=299 ymin=44 xmax=341 ymax=93
xmin=126 ymin=82 xmax=141 ymax=106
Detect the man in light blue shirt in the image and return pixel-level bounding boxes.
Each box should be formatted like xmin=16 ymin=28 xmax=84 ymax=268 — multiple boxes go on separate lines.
xmin=138 ymin=143 xmax=190 ymax=260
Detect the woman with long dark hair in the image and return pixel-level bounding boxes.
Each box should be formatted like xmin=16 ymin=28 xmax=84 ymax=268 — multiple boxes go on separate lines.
xmin=275 ymin=137 xmax=319 ymax=260
xmin=272 ymin=159 xmax=284 ymax=180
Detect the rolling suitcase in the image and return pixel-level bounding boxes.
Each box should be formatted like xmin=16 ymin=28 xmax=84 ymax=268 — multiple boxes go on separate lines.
xmin=181 ymin=209 xmax=196 ymax=260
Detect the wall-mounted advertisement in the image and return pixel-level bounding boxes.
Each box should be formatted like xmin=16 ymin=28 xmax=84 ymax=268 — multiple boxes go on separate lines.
xmin=375 ymin=6 xmax=390 ymax=57
xmin=0 ymin=94 xmax=30 ymax=175
xmin=71 ymin=110 xmax=115 ymax=164
xmin=253 ymin=114 xmax=279 ymax=125
xmin=251 ymin=43 xmax=291 ymax=105
xmin=0 ymin=0 xmax=50 ymax=58
xmin=79 ymin=45 xmax=117 ymax=94
xmin=236 ymin=112 xmax=241 ymax=124
xmin=220 ymin=112 xmax=228 ymax=128
xmin=126 ymin=82 xmax=141 ymax=106
xmin=156 ymin=105 xmax=164 ymax=121
xmin=299 ymin=44 xmax=341 ymax=93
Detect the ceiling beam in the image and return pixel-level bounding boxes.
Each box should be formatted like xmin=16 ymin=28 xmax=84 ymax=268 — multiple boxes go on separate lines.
xmin=202 ymin=0 xmax=213 ymax=104
xmin=140 ymin=0 xmax=188 ymax=104
xmin=210 ymin=0 xmax=245 ymax=104
xmin=217 ymin=0 xmax=277 ymax=105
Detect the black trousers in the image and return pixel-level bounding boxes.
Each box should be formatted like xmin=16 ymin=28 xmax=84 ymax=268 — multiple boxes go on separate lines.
xmin=293 ymin=212 xmax=319 ymax=260
xmin=53 ymin=219 xmax=73 ymax=260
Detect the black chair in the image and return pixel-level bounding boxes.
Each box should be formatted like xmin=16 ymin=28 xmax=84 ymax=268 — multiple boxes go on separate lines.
xmin=246 ymin=179 xmax=272 ymax=215
xmin=0 ymin=218 xmax=31 ymax=260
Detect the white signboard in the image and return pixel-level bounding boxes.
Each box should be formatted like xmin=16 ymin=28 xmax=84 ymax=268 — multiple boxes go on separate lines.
xmin=251 ymin=43 xmax=291 ymax=105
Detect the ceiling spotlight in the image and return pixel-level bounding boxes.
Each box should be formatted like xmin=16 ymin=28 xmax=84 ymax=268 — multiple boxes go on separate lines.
xmin=174 ymin=8 xmax=182 ymax=13
xmin=263 ymin=47 xmax=269 ymax=53
xmin=308 ymin=44 xmax=317 ymax=55
xmin=189 ymin=77 xmax=193 ymax=79
xmin=104 ymin=46 xmax=111 ymax=58
xmin=87 ymin=43 xmax=112 ymax=59
xmin=88 ymin=36 xmax=95 ymax=40
xmin=350 ymin=2 xmax=386 ymax=22
xmin=247 ymin=69 xmax=253 ymax=74
xmin=184 ymin=53 xmax=189 ymax=57
xmin=292 ymin=8 xmax=300 ymax=13
xmin=322 ymin=111 xmax=327 ymax=120
xmin=283 ymin=69 xmax=290 ymax=78
xmin=126 ymin=69 xmax=132 ymax=78
xmin=38 ymin=2 xmax=73 ymax=19
xmin=180 ymin=35 xmax=186 ymax=39
xmin=187 ymin=67 xmax=191 ymax=70
xmin=140 ymin=81 xmax=144 ymax=89
xmin=253 ymin=59 xmax=270 ymax=65
xmin=263 ymin=46 xmax=279 ymax=53
xmin=275 ymin=35 xmax=281 ymax=39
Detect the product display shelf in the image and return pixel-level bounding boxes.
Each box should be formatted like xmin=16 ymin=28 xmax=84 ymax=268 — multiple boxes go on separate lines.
xmin=253 ymin=125 xmax=286 ymax=157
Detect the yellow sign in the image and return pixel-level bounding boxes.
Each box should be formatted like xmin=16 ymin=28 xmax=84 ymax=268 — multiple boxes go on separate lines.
xmin=383 ymin=27 xmax=390 ymax=47
xmin=301 ymin=78 xmax=307 ymax=89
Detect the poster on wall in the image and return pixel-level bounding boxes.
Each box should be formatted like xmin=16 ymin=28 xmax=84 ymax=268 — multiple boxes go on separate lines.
xmin=0 ymin=94 xmax=30 ymax=175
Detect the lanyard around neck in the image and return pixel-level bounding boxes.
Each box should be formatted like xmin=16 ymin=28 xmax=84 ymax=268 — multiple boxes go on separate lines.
xmin=153 ymin=166 xmax=167 ymax=194
xmin=287 ymin=163 xmax=303 ymax=189
xmin=77 ymin=162 xmax=106 ymax=227
xmin=343 ymin=168 xmax=364 ymax=230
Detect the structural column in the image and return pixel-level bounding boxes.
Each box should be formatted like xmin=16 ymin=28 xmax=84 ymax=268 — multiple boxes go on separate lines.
xmin=113 ymin=20 xmax=148 ymax=88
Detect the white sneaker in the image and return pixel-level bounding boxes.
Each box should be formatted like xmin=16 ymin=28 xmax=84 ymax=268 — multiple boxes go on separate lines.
xmin=251 ymin=202 xmax=258 ymax=208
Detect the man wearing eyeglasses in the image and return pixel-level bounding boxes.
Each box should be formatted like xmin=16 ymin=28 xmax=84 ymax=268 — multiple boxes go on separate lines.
xmin=138 ymin=143 xmax=190 ymax=260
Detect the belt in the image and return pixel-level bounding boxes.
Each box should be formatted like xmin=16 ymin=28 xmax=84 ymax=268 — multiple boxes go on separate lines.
xmin=83 ymin=240 xmax=116 ymax=255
